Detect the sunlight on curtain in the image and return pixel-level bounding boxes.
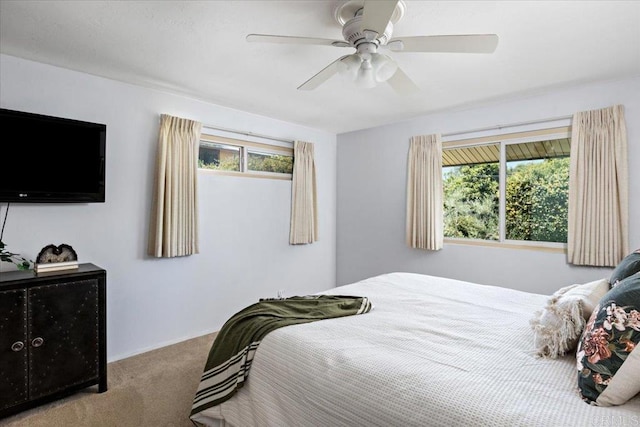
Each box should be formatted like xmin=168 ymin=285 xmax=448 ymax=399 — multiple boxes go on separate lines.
xmin=568 ymin=105 xmax=628 ymax=267
xmin=148 ymin=114 xmax=203 ymax=257
xmin=406 ymin=134 xmax=443 ymax=250
xmin=289 ymin=140 xmax=318 ymax=244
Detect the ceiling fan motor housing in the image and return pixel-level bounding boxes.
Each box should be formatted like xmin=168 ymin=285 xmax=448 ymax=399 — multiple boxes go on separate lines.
xmin=342 ymin=14 xmax=393 ymax=48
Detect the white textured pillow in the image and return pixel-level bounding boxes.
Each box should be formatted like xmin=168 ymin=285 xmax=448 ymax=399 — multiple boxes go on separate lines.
xmin=530 ymin=278 xmax=609 ymax=358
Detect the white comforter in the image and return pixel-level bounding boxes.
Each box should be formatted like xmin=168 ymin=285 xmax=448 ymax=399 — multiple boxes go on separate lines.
xmin=192 ymin=272 xmax=640 ymax=427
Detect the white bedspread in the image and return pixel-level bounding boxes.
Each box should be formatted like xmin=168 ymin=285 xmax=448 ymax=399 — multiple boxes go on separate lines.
xmin=192 ymin=272 xmax=640 ymax=427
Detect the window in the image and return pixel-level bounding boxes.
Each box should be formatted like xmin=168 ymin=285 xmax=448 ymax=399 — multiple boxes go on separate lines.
xmin=442 ymin=127 xmax=570 ymax=247
xmin=199 ymin=142 xmax=241 ymax=171
xmin=247 ymin=150 xmax=293 ymax=174
xmin=443 ymin=143 xmax=500 ymax=241
xmin=198 ymin=133 xmax=293 ymax=179
xmin=505 ymin=139 xmax=570 ymax=243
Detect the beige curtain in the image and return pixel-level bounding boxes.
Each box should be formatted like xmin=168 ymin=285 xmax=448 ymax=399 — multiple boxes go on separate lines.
xmin=148 ymin=114 xmax=203 ymax=257
xmin=406 ymin=134 xmax=443 ymax=250
xmin=568 ymin=105 xmax=628 ymax=267
xmin=289 ymin=140 xmax=318 ymax=244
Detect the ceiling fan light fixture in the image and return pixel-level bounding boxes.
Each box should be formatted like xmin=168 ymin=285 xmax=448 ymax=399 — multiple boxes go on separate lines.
xmin=355 ymin=60 xmax=376 ymax=89
xmin=341 ymin=52 xmax=397 ymax=89
xmin=337 ymin=54 xmax=363 ymax=81
xmin=371 ymin=53 xmax=398 ymax=82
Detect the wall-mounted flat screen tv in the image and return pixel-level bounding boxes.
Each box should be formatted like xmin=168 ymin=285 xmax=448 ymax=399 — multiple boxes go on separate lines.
xmin=0 ymin=108 xmax=106 ymax=203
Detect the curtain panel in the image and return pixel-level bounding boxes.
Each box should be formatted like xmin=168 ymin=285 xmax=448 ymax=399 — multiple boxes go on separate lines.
xmin=406 ymin=134 xmax=443 ymax=250
xmin=148 ymin=114 xmax=203 ymax=258
xmin=290 ymin=140 xmax=318 ymax=244
xmin=568 ymin=105 xmax=629 ymax=267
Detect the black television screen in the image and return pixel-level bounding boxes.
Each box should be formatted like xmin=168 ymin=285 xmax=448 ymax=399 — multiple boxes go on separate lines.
xmin=0 ymin=108 xmax=106 ymax=203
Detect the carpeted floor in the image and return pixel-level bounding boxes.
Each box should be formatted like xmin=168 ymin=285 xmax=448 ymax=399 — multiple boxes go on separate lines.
xmin=2 ymin=333 xmax=217 ymax=427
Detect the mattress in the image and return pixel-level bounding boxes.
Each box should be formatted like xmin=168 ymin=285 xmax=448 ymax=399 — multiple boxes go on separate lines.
xmin=191 ymin=272 xmax=640 ymax=427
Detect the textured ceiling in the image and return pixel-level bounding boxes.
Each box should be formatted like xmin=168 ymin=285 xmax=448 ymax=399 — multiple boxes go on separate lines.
xmin=1 ymin=1 xmax=639 ymax=134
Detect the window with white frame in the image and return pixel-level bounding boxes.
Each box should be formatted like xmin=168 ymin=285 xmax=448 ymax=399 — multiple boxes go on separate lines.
xmin=198 ymin=133 xmax=293 ymax=179
xmin=442 ymin=127 xmax=571 ymax=246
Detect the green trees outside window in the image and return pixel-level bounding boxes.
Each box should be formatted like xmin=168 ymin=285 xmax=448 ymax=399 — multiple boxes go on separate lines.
xmin=247 ymin=152 xmax=293 ymax=174
xmin=443 ymin=163 xmax=499 ymax=240
xmin=505 ymin=157 xmax=569 ymax=243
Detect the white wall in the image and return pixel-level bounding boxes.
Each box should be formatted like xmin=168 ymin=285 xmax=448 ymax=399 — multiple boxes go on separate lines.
xmin=0 ymin=54 xmax=337 ymax=361
xmin=337 ymin=76 xmax=640 ymax=295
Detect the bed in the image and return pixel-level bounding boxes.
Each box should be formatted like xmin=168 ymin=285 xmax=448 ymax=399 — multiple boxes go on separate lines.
xmin=190 ymin=272 xmax=640 ymax=427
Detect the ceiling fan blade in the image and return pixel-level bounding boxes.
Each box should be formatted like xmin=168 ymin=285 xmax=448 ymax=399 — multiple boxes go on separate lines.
xmin=246 ymin=34 xmax=349 ymax=47
xmin=361 ymin=0 xmax=399 ymax=37
xmin=297 ymin=56 xmax=349 ymax=91
xmin=388 ymin=34 xmax=499 ymax=53
xmin=386 ymin=67 xmax=419 ymax=96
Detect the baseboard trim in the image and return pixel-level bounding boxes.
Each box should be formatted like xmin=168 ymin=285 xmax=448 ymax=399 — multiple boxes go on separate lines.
xmin=107 ymin=328 xmax=219 ymax=363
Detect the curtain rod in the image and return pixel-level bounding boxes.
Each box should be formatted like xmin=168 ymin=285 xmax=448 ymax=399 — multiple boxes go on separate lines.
xmin=441 ymin=114 xmax=573 ymax=139
xmin=202 ymin=123 xmax=294 ymax=144
xmin=205 ymin=114 xmax=573 ymax=142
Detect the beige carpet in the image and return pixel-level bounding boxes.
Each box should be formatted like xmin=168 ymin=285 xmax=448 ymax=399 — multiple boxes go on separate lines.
xmin=3 ymin=333 xmax=217 ymax=427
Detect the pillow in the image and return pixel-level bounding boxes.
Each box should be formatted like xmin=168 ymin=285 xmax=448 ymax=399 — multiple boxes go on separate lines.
xmin=609 ymin=249 xmax=640 ymax=287
xmin=530 ymin=278 xmax=609 ymax=358
xmin=577 ymin=272 xmax=640 ymax=406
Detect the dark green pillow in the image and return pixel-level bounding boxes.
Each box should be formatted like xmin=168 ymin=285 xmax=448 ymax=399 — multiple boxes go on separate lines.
xmin=609 ymin=249 xmax=640 ymax=287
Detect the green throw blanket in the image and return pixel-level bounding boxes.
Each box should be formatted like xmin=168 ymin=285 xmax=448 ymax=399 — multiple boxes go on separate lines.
xmin=190 ymin=295 xmax=372 ymax=418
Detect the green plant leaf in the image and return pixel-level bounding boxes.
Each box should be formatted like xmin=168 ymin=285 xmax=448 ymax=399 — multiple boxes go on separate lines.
xmin=0 ymin=240 xmax=32 ymax=270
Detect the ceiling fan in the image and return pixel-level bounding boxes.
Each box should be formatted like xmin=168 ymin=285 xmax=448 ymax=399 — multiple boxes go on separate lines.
xmin=246 ymin=0 xmax=498 ymax=95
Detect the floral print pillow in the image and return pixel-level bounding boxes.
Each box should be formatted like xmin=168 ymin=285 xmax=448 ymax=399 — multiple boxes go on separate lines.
xmin=577 ymin=272 xmax=640 ymax=406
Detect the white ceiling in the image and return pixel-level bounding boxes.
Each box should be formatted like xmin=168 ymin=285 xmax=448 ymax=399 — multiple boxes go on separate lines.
xmin=1 ymin=1 xmax=639 ymax=134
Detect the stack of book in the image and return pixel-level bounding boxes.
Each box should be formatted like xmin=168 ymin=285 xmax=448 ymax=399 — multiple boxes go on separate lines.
xmin=35 ymin=260 xmax=79 ymax=274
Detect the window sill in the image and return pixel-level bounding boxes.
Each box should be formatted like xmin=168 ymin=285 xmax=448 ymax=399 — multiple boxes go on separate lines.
xmin=444 ymin=238 xmax=567 ymax=254
xmin=198 ymin=168 xmax=292 ymax=181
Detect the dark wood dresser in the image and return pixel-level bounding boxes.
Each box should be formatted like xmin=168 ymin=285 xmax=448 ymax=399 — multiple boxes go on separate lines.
xmin=0 ymin=263 xmax=107 ymax=418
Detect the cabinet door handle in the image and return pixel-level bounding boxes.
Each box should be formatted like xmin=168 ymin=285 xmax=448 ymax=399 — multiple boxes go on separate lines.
xmin=11 ymin=341 xmax=25 ymax=352
xmin=31 ymin=337 xmax=44 ymax=348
